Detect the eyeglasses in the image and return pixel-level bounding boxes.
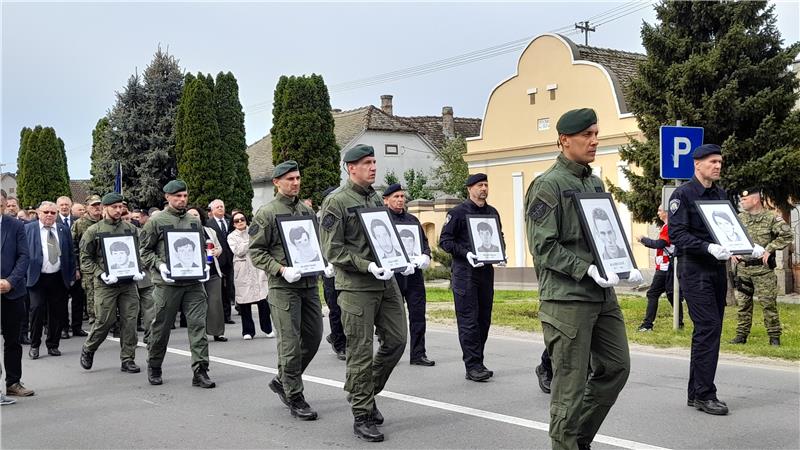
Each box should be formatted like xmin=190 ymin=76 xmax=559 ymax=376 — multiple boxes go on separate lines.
xmin=233 ymin=218 xmax=246 ymax=223
xmin=40 ymin=211 xmax=57 ymax=215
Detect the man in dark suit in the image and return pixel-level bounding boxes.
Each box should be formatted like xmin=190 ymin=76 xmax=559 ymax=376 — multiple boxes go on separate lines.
xmin=56 ymin=195 xmax=86 ymax=339
xmin=206 ymin=199 xmax=234 ymax=324
xmin=1 ymin=190 xmax=34 ymax=399
xmin=4 ymin=197 xmax=31 ymax=345
xmin=25 ymin=201 xmax=77 ymax=359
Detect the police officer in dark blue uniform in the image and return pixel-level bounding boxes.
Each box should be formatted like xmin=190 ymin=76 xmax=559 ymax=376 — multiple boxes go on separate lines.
xmin=383 ymin=183 xmax=435 ymax=367
xmin=319 ymin=186 xmax=346 ymax=361
xmin=439 ymin=173 xmax=505 ymax=382
xmin=668 ymin=143 xmax=764 ymax=416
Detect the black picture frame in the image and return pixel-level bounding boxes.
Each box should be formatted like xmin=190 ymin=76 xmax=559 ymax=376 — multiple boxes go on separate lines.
xmin=163 ymin=229 xmax=206 ymax=281
xmin=356 ymin=207 xmax=410 ymax=272
xmin=99 ymin=232 xmax=142 ymax=281
xmin=466 ymin=214 xmax=506 ymax=264
xmin=695 ymin=200 xmax=754 ymax=255
xmin=574 ymin=192 xmax=637 ymax=279
xmin=275 ymin=215 xmax=327 ymax=277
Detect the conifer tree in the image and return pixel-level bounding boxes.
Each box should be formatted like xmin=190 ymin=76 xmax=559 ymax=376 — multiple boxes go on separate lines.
xmin=215 ymin=71 xmax=252 ymax=215
xmin=16 ymin=126 xmax=71 ymax=207
xmin=89 ymin=117 xmax=114 ymax=195
xmin=107 ymin=73 xmax=148 ymax=202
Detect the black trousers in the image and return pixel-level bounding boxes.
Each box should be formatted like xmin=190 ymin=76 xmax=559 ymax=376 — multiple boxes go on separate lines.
xmin=29 ymin=272 xmax=69 ymax=350
xmin=221 ymin=265 xmax=235 ymax=321
xmin=641 ymin=268 xmax=683 ymax=329
xmin=452 ymin=264 xmax=493 ymax=371
xmin=19 ymin=293 xmax=30 ymax=339
xmin=679 ymin=260 xmax=727 ymax=401
xmin=2 ymin=296 xmax=24 ymax=387
xmin=65 ymin=281 xmax=85 ymax=332
xmin=240 ymin=299 xmax=272 ymax=336
xmin=322 ymin=276 xmax=346 ymax=352
xmin=396 ymin=270 xmax=428 ymax=360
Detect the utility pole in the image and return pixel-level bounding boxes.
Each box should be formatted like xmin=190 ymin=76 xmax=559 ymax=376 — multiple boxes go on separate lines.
xmin=575 ymin=21 xmax=596 ymax=46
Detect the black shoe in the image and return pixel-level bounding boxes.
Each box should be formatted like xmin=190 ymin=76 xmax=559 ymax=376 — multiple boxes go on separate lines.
xmin=61 ymin=330 xmax=70 ymax=339
xmin=694 ymin=398 xmax=729 ymax=415
xmin=578 ymin=442 xmax=592 ymax=450
xmin=224 ymin=319 xmax=236 ymax=325
xmin=80 ymin=347 xmax=94 ymax=370
xmin=121 ymin=360 xmax=141 ymax=373
xmin=20 ymin=335 xmax=31 ymax=345
xmin=481 ymin=365 xmax=494 ymax=378
xmin=465 ymin=368 xmax=491 ymax=382
xmin=769 ymin=337 xmax=780 ymax=346
xmin=148 ymin=366 xmax=163 ymax=385
xmin=353 ymin=415 xmax=384 ymax=442
xmin=192 ymin=367 xmax=216 ymax=388
xmin=535 ymin=364 xmax=552 ymax=394
xmin=289 ymin=395 xmax=319 ymax=420
xmin=326 ymin=334 xmax=346 ymax=360
xmin=269 ymin=377 xmax=290 ymax=406
xmin=72 ymin=329 xmax=88 ymax=337
xmin=410 ymin=357 xmax=435 ymax=367
xmin=372 ymin=403 xmax=384 ymax=425
xmin=213 ymin=336 xmax=228 ymax=342
xmin=729 ymin=335 xmax=747 ymax=344
xmin=29 ymin=347 xmax=39 ymax=360
xmin=47 ymin=348 xmax=61 ymax=356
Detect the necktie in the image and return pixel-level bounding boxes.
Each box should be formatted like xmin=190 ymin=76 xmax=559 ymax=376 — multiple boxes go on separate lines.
xmin=64 ymin=217 xmax=70 ymax=228
xmin=47 ymin=227 xmax=60 ymax=265
xmin=219 ymin=219 xmax=226 ymax=233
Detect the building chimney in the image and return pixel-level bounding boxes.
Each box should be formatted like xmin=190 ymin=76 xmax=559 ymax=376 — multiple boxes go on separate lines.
xmin=442 ymin=106 xmax=454 ymax=139
xmin=380 ymin=95 xmax=393 ymax=116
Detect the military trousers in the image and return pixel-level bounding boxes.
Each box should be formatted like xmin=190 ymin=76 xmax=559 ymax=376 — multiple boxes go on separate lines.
xmin=82 ymin=276 xmax=96 ymax=322
xmin=147 ymin=283 xmax=209 ymax=371
xmin=540 ymin=298 xmax=630 ymax=450
xmin=84 ymin=281 xmax=140 ymax=362
xmin=268 ymin=286 xmax=323 ymax=398
xmin=138 ymin=285 xmax=154 ymax=344
xmin=396 ymin=271 xmax=428 ymax=360
xmin=338 ymin=284 xmax=407 ymax=418
xmin=735 ymin=270 xmax=781 ymax=338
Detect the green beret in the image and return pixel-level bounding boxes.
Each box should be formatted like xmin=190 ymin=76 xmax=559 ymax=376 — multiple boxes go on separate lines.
xmin=273 ymin=160 xmax=299 ymax=179
xmin=163 ymin=179 xmax=187 ymax=194
xmin=101 ymin=193 xmax=124 ymax=205
xmin=556 ymin=108 xmax=598 ymax=135
xmin=343 ymin=144 xmax=375 ymax=163
xmin=85 ymin=194 xmax=102 ymax=205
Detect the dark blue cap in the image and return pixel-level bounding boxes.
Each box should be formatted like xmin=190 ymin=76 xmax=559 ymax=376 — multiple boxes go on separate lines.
xmin=382 ymin=183 xmax=403 ymax=197
xmin=465 ymin=173 xmax=488 ymax=187
xmin=693 ymin=144 xmax=722 ymax=160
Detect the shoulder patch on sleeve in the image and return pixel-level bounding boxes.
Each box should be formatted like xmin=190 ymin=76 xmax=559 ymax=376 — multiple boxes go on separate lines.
xmin=669 ymin=198 xmax=681 ymax=215
xmin=527 ymin=201 xmax=551 ymax=222
xmin=248 ymin=223 xmax=260 ymax=236
xmin=321 ymin=213 xmax=338 ymax=230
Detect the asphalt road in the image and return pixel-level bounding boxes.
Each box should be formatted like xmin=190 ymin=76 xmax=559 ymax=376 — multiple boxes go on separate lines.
xmin=3 ymin=316 xmax=798 ymax=449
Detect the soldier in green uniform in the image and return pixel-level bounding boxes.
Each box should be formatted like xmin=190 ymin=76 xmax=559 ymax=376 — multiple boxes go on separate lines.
xmin=729 ymin=187 xmax=794 ymax=346
xmin=79 ymin=193 xmax=144 ymax=373
xmin=319 ymin=144 xmax=415 ymax=443
xmin=140 ymin=180 xmax=215 ymax=388
xmin=73 ymin=195 xmax=104 ymax=324
xmin=249 ymin=160 xmax=328 ymax=421
xmin=525 ymin=109 xmax=642 ymax=450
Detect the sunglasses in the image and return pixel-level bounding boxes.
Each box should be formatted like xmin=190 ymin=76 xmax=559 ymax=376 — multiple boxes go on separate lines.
xmin=40 ymin=211 xmax=57 ymax=215
xmin=233 ymin=218 xmax=246 ymax=223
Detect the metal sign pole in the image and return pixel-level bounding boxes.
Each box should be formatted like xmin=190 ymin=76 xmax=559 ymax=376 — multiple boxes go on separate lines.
xmin=672 ymin=120 xmax=682 ymax=330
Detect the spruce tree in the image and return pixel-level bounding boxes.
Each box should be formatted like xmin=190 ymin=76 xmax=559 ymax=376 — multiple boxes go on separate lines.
xmin=611 ymin=1 xmax=800 ymax=221
xmin=107 ymin=73 xmax=148 ymax=203
xmin=89 ymin=117 xmax=114 ymax=195
xmin=215 ymin=71 xmax=252 ymax=215
xmin=270 ymin=74 xmax=340 ymax=206
xmin=16 ymin=126 xmax=71 ymax=207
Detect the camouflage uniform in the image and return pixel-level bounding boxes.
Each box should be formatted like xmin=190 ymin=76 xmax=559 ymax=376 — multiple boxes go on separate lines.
xmin=734 ymin=211 xmax=794 ymax=338
xmin=73 ymin=215 xmax=101 ymax=322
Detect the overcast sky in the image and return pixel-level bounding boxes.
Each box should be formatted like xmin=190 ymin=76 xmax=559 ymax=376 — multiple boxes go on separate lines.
xmin=2 ymin=1 xmax=798 ymax=179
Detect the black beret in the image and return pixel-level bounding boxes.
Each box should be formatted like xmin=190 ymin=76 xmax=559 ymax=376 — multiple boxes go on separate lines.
xmin=692 ymin=144 xmax=722 ymax=160
xmin=556 ymin=108 xmax=597 ymax=135
xmin=321 ymin=186 xmax=338 ymax=198
xmin=343 ymin=144 xmax=375 ymax=163
xmin=101 ymin=193 xmax=124 ymax=205
xmin=465 ymin=173 xmax=488 ymax=187
xmin=163 ymin=179 xmax=187 ymax=194
xmin=382 ymin=183 xmax=403 ymax=197
xmin=740 ymin=186 xmax=761 ymax=197
xmin=272 ymin=160 xmax=299 ymax=179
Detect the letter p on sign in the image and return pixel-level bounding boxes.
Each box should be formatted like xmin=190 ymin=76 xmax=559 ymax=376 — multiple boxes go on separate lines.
xmin=673 ymin=137 xmax=691 ymax=168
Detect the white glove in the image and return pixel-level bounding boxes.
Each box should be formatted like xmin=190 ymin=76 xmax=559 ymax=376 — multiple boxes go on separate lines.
xmin=497 ymin=260 xmax=507 ymax=267
xmin=368 ymin=262 xmax=393 ymax=281
xmin=413 ymin=254 xmax=431 ymax=270
xmin=587 ymin=264 xmax=619 ymax=288
xmin=100 ymin=272 xmax=118 ymax=285
xmin=158 ymin=263 xmax=175 ymax=283
xmin=751 ymin=244 xmax=765 ymax=259
xmin=466 ymin=252 xmax=484 ymax=268
xmin=707 ymin=243 xmax=732 ymax=261
xmin=132 ymin=271 xmax=146 ymax=281
xmin=200 ymin=265 xmax=210 ymax=283
xmin=400 ymin=263 xmax=415 ymax=276
xmin=282 ymin=267 xmax=302 ymax=283
xmin=323 ymin=263 xmax=335 ymax=278
xmin=626 ymin=268 xmax=643 ymax=284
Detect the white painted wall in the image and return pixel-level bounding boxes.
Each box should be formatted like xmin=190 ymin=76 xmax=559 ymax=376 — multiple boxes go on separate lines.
xmin=251 ymin=181 xmax=275 ymax=213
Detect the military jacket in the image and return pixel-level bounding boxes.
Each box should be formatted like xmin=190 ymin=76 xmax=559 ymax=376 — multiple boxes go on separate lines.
xmin=737 ymin=210 xmax=794 ymax=275
xmin=139 ymin=206 xmax=203 ymax=286
xmin=80 ymin=217 xmax=139 ymax=280
xmin=524 ymin=153 xmax=613 ymax=302
xmin=72 ymin=215 xmax=101 ymax=256
xmin=249 ymin=192 xmax=317 ymax=289
xmin=319 ymin=179 xmax=395 ymax=292
xmin=668 ymin=176 xmax=727 ymax=266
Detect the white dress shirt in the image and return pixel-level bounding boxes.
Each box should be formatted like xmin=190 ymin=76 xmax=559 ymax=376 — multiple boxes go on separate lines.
xmin=39 ymin=222 xmax=61 ymax=274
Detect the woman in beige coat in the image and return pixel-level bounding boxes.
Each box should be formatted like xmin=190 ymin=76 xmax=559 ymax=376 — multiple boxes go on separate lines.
xmin=228 ymin=211 xmax=274 ymax=340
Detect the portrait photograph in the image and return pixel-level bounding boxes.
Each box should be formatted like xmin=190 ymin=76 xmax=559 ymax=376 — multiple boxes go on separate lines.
xmin=466 ymin=215 xmax=506 ymax=264
xmin=356 ymin=208 xmax=410 ymax=272
xmin=100 ymin=233 xmax=141 ymax=280
xmin=574 ymin=193 xmax=637 ymax=279
xmin=163 ymin=229 xmax=205 ymax=280
xmin=695 ymin=200 xmax=754 ymax=255
xmin=276 ymin=215 xmax=326 ymax=276
xmin=395 ymin=224 xmax=422 ymax=258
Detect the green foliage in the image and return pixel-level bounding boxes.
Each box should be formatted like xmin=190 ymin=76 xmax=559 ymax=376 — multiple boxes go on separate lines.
xmin=423 ymin=265 xmax=451 ymax=282
xmin=89 ymin=117 xmax=114 ymax=195
xmin=611 ymin=1 xmax=800 ymax=221
xmin=270 ymin=74 xmax=340 ymax=206
xmin=384 ymin=170 xmax=399 ymax=186
xmin=107 ymin=74 xmax=148 ymax=205
xmin=403 ymin=168 xmax=434 ymax=201
xmin=216 ymin=71 xmax=253 ymax=215
xmin=432 ymin=136 xmax=468 ymax=199
xmin=16 ymin=125 xmax=71 ymax=207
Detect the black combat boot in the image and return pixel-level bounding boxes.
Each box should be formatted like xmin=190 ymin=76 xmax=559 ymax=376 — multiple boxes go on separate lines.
xmin=729 ymin=335 xmax=747 ymax=344
xmin=353 ymin=415 xmax=383 ymax=442
xmin=192 ymin=367 xmax=216 ymax=388
xmin=289 ymin=394 xmax=318 ymax=420
xmin=769 ymin=337 xmax=780 ymax=346
xmin=372 ymin=403 xmax=384 ymax=425
xmin=269 ymin=376 xmax=289 ymax=406
xmin=80 ymin=347 xmax=94 ymax=370
xmin=535 ymin=364 xmax=552 ymax=394
xmin=148 ymin=366 xmax=163 ymax=385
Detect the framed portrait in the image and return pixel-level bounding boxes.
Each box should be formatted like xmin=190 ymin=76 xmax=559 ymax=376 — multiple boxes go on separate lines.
xmin=466 ymin=215 xmax=506 ymax=264
xmin=574 ymin=193 xmax=637 ymax=279
xmin=356 ymin=207 xmax=410 ymax=272
xmin=395 ymin=224 xmax=422 ymax=258
xmin=163 ymin=229 xmax=206 ymax=280
xmin=100 ymin=233 xmax=141 ymax=280
xmin=276 ymin=215 xmax=326 ymax=276
xmin=695 ymin=200 xmax=754 ymax=255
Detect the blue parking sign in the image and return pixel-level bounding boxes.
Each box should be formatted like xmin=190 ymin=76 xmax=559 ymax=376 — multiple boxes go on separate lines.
xmin=660 ymin=126 xmax=704 ymax=180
